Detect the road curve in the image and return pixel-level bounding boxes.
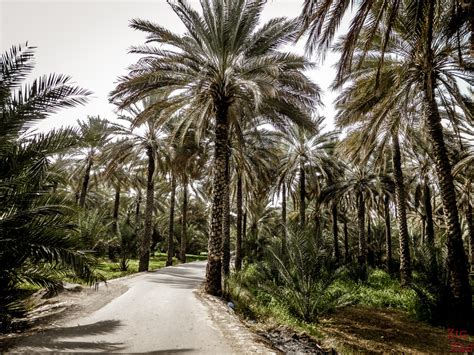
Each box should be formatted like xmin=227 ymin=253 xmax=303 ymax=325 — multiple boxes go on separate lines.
xmin=12 ymin=261 xmax=271 ymax=354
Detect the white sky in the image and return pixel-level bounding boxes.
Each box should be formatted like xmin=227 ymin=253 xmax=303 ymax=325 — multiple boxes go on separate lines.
xmin=1 ymin=0 xmax=350 ymax=132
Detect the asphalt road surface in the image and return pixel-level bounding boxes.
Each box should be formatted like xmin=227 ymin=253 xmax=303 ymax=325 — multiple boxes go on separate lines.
xmin=12 ymin=261 xmax=272 ymax=354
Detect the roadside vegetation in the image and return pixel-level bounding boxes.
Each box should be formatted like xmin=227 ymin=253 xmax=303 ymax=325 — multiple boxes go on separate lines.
xmin=1 ymin=0 xmax=473 ymax=351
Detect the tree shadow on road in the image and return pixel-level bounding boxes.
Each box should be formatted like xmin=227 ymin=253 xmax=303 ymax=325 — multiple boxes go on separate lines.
xmin=7 ymin=319 xmax=124 ymax=352
xmin=147 ymin=269 xmax=203 ymax=289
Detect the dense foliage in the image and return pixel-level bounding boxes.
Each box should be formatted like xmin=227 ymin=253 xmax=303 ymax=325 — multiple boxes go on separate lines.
xmin=1 ymin=0 xmax=473 ymax=334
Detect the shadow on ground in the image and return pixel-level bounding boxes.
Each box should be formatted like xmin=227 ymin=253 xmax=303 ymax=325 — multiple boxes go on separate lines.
xmin=321 ymin=306 xmax=452 ymax=353
xmin=146 ymin=266 xmax=204 ymax=289
xmin=8 ymin=319 xmax=124 ymax=352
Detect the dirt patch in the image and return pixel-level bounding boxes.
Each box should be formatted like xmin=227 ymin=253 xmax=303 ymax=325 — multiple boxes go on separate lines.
xmin=320 ymin=306 xmax=459 ymax=353
xmin=258 ymin=326 xmax=332 ymax=354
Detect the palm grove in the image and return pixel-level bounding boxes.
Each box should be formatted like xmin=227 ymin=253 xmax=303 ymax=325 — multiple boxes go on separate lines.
xmin=1 ymin=0 xmax=473 ymax=331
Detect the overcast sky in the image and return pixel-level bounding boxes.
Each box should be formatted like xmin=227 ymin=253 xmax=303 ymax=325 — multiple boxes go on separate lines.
xmin=1 ymin=0 xmax=350 ymax=132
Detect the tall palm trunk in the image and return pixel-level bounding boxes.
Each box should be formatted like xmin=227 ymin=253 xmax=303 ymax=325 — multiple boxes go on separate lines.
xmin=424 ymin=0 xmax=471 ymax=322
xmin=179 ymin=179 xmax=188 ymax=263
xmin=235 ymin=173 xmax=243 ymax=271
xmin=79 ymin=157 xmax=93 ymax=208
xmin=281 ymin=183 xmax=287 ymax=253
xmin=222 ymin=152 xmax=231 ymax=277
xmin=423 ymin=181 xmax=435 ymax=246
xmin=384 ymin=195 xmax=393 ymax=273
xmin=391 ymin=132 xmax=411 ymax=286
xmin=135 ymin=190 xmax=141 ymax=232
xmin=344 ymin=218 xmax=349 ymax=262
xmin=467 ymin=203 xmax=474 ymax=270
xmin=243 ymin=201 xmax=247 ymax=261
xmin=167 ymin=172 xmax=176 ymax=267
xmin=205 ymin=104 xmax=228 ymax=296
xmin=357 ymin=191 xmax=367 ymax=264
xmin=367 ymin=214 xmax=374 ymax=266
xmin=139 ymin=145 xmax=155 ymax=272
xmin=299 ymin=158 xmax=305 ymax=228
xmin=332 ymin=203 xmax=340 ymax=261
xmin=109 ymin=184 xmax=121 ymax=261
xmin=112 ymin=184 xmax=121 ymax=234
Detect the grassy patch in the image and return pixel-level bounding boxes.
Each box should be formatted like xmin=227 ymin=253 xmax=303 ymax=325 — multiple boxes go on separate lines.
xmin=96 ymin=253 xmax=207 ymax=281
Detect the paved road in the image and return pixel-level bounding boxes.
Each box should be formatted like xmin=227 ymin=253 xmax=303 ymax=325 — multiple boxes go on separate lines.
xmin=12 ymin=261 xmax=267 ymax=354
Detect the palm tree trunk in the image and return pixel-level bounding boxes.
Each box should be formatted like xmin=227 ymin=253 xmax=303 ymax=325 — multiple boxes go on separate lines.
xmin=467 ymin=203 xmax=474 ymax=270
xmin=79 ymin=158 xmax=93 ymax=208
xmin=112 ymin=184 xmax=121 ymax=234
xmin=299 ymin=159 xmax=305 ymax=228
xmin=282 ymin=183 xmax=287 ymax=254
xmin=357 ymin=191 xmax=367 ymax=264
xmin=235 ymin=173 xmax=243 ymax=271
xmin=221 ymin=152 xmax=231 ymax=277
xmin=205 ymin=104 xmax=228 ymax=296
xmin=344 ymin=218 xmax=349 ymax=263
xmin=243 ymin=202 xmax=247 ymax=261
xmin=424 ymin=181 xmax=435 ymax=246
xmin=384 ymin=194 xmax=393 ymax=273
xmin=391 ymin=131 xmax=411 ymax=286
xmin=109 ymin=184 xmax=121 ymax=261
xmin=179 ymin=179 xmax=188 ymax=263
xmin=139 ymin=146 xmax=155 ymax=272
xmin=424 ymin=0 xmax=471 ymax=323
xmin=167 ymin=172 xmax=176 ymax=267
xmin=332 ymin=203 xmax=340 ymax=261
xmin=135 ymin=190 xmax=141 ymax=232
xmin=367 ymin=213 xmax=374 ymax=266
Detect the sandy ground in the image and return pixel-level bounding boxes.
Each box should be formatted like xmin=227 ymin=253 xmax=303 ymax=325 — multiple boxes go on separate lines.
xmin=6 ymin=261 xmax=276 ymax=354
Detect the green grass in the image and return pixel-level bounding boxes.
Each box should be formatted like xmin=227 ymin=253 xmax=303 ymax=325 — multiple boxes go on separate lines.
xmin=227 ymin=265 xmax=427 ymax=343
xmin=96 ymin=253 xmax=207 ymax=281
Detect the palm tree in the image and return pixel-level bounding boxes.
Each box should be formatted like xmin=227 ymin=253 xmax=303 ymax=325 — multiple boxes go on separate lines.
xmin=108 ymin=103 xmax=165 ymax=272
xmin=0 ymin=44 xmax=99 ymax=324
xmin=320 ymin=161 xmax=382 ymax=264
xmin=279 ymin=117 xmax=337 ymax=229
xmin=76 ymin=116 xmax=111 ymax=208
xmin=301 ymin=0 xmax=473 ymax=318
xmin=111 ymin=0 xmax=320 ymax=295
xmin=231 ymin=122 xmax=281 ymax=270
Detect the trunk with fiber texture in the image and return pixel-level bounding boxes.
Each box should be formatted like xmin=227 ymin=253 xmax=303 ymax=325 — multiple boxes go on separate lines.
xmin=424 ymin=181 xmax=435 ymax=246
xmin=109 ymin=184 xmax=121 ymax=261
xmin=299 ymin=158 xmax=305 ymax=228
xmin=243 ymin=204 xmax=247 ymax=261
xmin=79 ymin=157 xmax=93 ymax=208
xmin=139 ymin=145 xmax=155 ymax=272
xmin=384 ymin=194 xmax=393 ymax=273
xmin=467 ymin=203 xmax=474 ymax=269
xmin=167 ymin=173 xmax=176 ymax=266
xmin=424 ymin=0 xmax=471 ymax=324
xmin=357 ymin=191 xmax=367 ymax=264
xmin=392 ymin=132 xmax=411 ymax=286
xmin=282 ymin=183 xmax=287 ymax=254
xmin=222 ymin=151 xmax=231 ymax=277
xmin=112 ymin=184 xmax=120 ymax=234
xmin=235 ymin=173 xmax=242 ymax=271
xmin=205 ymin=103 xmax=228 ymax=296
xmin=344 ymin=219 xmax=349 ymax=262
xmin=367 ymin=214 xmax=374 ymax=266
xmin=332 ymin=203 xmax=340 ymax=261
xmin=180 ymin=179 xmax=188 ymax=263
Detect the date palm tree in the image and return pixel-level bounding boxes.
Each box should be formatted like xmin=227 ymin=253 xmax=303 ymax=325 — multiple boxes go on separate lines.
xmin=279 ymin=117 xmax=337 ymax=229
xmin=318 ymin=1 xmax=472 ymax=320
xmin=76 ymin=116 xmax=112 ymax=208
xmin=108 ymin=103 xmax=166 ymax=272
xmin=110 ymin=0 xmax=320 ymax=295
xmin=0 ymin=44 xmax=99 ymax=325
